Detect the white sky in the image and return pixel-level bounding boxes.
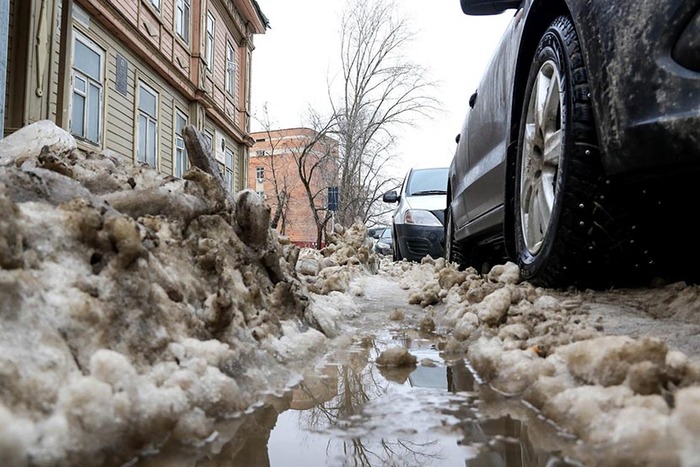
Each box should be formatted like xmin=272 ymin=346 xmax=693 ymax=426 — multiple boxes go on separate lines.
xmin=250 ymin=0 xmax=514 ymax=173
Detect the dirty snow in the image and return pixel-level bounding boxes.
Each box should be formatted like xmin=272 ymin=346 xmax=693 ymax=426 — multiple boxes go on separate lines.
xmin=1 ymin=121 xmax=700 ymax=466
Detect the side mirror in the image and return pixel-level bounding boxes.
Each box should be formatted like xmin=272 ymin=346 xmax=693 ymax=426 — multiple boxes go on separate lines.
xmin=460 ymin=0 xmax=521 ymax=15
xmin=382 ymin=190 xmax=399 ymax=203
xmin=469 ymin=91 xmax=477 ymax=108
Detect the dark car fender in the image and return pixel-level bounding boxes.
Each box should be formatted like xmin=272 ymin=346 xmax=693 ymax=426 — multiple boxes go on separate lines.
xmin=565 ymin=0 xmax=700 ymax=178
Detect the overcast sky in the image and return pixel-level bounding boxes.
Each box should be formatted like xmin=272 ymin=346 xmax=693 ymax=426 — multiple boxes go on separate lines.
xmin=250 ymin=0 xmax=514 ymax=174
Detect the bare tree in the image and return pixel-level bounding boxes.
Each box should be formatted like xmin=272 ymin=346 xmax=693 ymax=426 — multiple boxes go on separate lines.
xmin=330 ymin=0 xmax=438 ymax=228
xmin=254 ymin=105 xmax=293 ymax=233
xmin=290 ymin=110 xmax=339 ymax=247
xmin=253 ymin=0 xmax=436 ymax=246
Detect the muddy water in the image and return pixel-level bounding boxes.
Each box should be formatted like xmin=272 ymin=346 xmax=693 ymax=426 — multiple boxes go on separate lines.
xmin=139 ymin=276 xmax=586 ymax=466
xmin=263 ymin=331 xmax=582 ymax=467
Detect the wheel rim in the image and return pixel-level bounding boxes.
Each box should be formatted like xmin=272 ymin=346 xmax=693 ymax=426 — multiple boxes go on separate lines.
xmin=520 ymin=59 xmax=563 ymax=255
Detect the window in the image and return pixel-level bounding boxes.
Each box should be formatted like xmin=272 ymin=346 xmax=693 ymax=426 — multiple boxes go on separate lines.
xmin=202 ymin=130 xmax=214 ymax=155
xmin=255 ymin=150 xmax=266 ymax=156
xmin=149 ymin=0 xmax=160 ymax=10
xmin=175 ymin=0 xmax=190 ymax=44
xmin=137 ymin=82 xmax=159 ymax=167
xmin=225 ymin=149 xmax=234 ymax=192
xmin=255 ymin=166 xmax=264 ymax=182
xmin=205 ymin=12 xmax=215 ymax=71
xmin=256 ymin=190 xmax=265 ymax=199
xmin=225 ymin=42 xmax=236 ymax=95
xmin=174 ymin=110 xmax=188 ymax=178
xmin=70 ymin=31 xmax=104 ymax=144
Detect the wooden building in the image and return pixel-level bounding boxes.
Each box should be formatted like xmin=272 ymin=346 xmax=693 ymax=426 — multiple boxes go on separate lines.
xmin=3 ymin=0 xmax=268 ymax=192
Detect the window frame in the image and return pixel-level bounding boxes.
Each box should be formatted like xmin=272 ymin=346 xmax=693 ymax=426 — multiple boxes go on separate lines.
xmin=202 ymin=130 xmax=213 ymax=155
xmin=205 ymin=12 xmax=215 ymax=72
xmin=70 ymin=30 xmax=105 ymax=145
xmin=225 ymin=148 xmax=234 ymax=192
xmin=174 ymin=109 xmax=188 ymax=178
xmin=225 ymin=41 xmax=236 ymax=96
xmin=175 ymin=0 xmax=190 ymax=44
xmin=255 ymin=166 xmax=264 ymax=183
xmin=137 ymin=80 xmax=160 ymax=168
xmin=149 ymin=0 xmax=161 ymax=11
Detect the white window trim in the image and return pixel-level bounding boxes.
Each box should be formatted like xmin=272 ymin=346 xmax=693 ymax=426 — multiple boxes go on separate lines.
xmin=205 ymin=12 xmax=215 ymax=71
xmin=149 ymin=0 xmax=161 ymax=11
xmin=137 ymin=80 xmax=159 ymax=168
xmin=174 ymin=109 xmax=188 ymax=178
xmin=225 ymin=148 xmax=234 ymax=192
xmin=225 ymin=41 xmax=235 ymax=95
xmin=175 ymin=0 xmax=190 ymax=44
xmin=70 ymin=30 xmax=105 ymax=145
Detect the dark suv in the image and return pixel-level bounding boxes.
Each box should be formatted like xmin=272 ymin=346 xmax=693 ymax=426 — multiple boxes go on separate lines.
xmin=446 ymin=0 xmax=700 ymax=288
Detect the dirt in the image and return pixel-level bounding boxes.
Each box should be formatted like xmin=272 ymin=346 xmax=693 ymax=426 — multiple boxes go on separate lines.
xmin=554 ymin=284 xmax=700 ymax=358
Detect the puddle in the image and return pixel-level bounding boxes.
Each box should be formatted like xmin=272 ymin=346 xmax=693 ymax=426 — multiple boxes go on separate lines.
xmin=139 ymin=329 xmax=585 ymax=466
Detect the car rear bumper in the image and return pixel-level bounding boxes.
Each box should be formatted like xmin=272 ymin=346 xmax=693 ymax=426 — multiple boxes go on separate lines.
xmin=395 ymin=224 xmax=445 ymax=261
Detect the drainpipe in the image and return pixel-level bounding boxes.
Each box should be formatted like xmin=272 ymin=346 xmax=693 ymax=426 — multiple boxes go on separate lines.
xmin=0 ymin=0 xmax=8 ymax=139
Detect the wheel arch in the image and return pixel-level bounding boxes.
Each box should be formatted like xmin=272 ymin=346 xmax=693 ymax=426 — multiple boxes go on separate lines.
xmin=503 ymin=0 xmax=576 ymax=259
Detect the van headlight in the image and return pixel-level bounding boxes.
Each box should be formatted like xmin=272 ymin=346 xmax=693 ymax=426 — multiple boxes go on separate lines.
xmin=404 ymin=210 xmax=442 ymax=226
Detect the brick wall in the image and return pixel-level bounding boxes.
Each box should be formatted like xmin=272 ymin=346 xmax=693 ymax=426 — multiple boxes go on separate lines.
xmin=249 ymin=128 xmax=338 ymax=246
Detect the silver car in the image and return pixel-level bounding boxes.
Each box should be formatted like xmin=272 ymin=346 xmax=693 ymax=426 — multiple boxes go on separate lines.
xmin=383 ymin=167 xmax=448 ymax=261
xmin=446 ymin=0 xmax=700 ymax=288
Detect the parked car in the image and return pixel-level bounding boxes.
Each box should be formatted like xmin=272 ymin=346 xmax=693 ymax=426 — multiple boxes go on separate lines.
xmin=446 ymin=0 xmax=700 ymax=289
xmin=373 ymin=227 xmax=394 ymax=256
xmin=383 ymin=167 xmax=448 ymax=261
xmin=368 ymin=225 xmax=389 ymax=241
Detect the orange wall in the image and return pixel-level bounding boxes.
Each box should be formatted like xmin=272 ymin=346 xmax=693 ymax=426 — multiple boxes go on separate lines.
xmin=249 ymin=128 xmax=338 ymax=246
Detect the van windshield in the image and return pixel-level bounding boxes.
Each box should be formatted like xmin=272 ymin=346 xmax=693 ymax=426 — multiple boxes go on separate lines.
xmin=406 ymin=168 xmax=448 ymax=196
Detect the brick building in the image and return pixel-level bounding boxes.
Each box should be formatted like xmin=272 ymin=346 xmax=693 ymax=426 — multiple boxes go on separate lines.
xmin=3 ymin=0 xmax=268 ymax=193
xmin=249 ymin=128 xmax=338 ymax=247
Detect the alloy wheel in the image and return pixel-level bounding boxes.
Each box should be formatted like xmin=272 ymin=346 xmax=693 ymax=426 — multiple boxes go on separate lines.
xmin=519 ymin=60 xmax=563 ymax=255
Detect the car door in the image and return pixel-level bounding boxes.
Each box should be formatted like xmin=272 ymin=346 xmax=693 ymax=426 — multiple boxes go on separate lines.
xmin=462 ymin=7 xmax=526 ymax=226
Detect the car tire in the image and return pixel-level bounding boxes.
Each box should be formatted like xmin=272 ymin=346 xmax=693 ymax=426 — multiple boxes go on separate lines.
xmin=445 ymin=207 xmax=467 ymax=269
xmin=513 ymin=15 xmax=614 ymax=288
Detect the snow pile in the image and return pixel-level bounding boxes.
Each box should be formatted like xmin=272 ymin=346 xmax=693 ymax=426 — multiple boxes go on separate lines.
xmin=296 ymin=222 xmax=379 ymax=295
xmin=392 ymin=257 xmax=700 ymax=465
xmin=0 ymin=121 xmax=356 ymax=466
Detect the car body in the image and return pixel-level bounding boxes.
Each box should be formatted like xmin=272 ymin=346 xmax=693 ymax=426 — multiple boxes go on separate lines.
xmin=373 ymin=227 xmax=394 ymax=256
xmin=446 ymin=0 xmax=700 ymax=288
xmin=383 ymin=167 xmax=448 ymax=261
xmin=368 ymin=225 xmax=389 ymax=241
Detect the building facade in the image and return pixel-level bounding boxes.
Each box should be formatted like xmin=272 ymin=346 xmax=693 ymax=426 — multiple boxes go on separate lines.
xmin=3 ymin=0 xmax=267 ymax=192
xmin=249 ymin=128 xmax=338 ymax=247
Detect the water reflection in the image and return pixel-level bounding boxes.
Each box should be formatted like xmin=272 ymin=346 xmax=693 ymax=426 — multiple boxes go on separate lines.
xmin=141 ymin=331 xmax=582 ymax=466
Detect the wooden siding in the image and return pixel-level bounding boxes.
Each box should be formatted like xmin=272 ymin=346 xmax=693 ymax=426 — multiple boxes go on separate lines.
xmin=5 ymin=0 xmax=14 ymax=132
xmin=48 ymin=0 xmax=63 ymax=122
xmin=112 ymin=0 xmax=138 ymax=26
xmin=5 ymin=0 xmax=262 ymax=192
xmin=74 ymin=12 xmax=189 ymax=173
xmin=234 ymin=42 xmax=242 ymax=111
xmin=138 ymin=4 xmax=161 ymax=50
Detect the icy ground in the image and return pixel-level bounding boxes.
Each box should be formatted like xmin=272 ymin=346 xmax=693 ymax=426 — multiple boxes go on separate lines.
xmin=0 ymin=121 xmax=699 ymax=466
